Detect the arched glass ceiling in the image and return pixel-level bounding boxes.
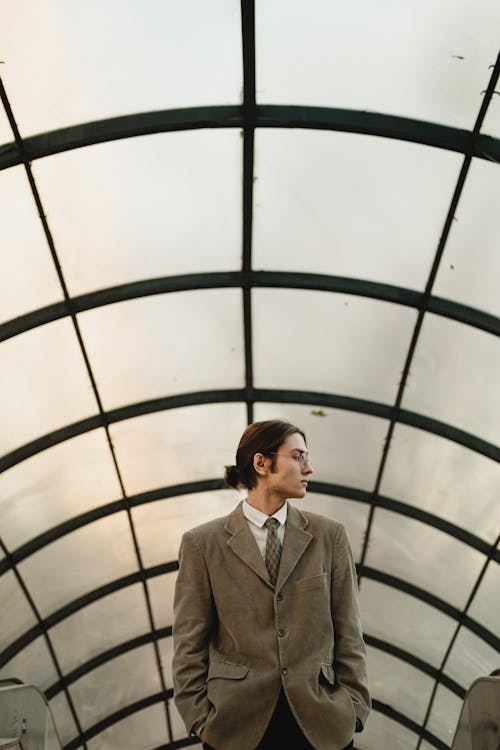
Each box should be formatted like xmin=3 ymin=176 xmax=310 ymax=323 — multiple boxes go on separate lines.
xmin=0 ymin=2 xmax=499 ymax=749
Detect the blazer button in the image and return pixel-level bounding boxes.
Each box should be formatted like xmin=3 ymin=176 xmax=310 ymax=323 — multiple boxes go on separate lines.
xmin=277 ymin=593 xmax=283 ymax=601
xmin=278 ymin=629 xmax=285 ymax=638
xmin=281 ymin=667 xmax=288 ymax=676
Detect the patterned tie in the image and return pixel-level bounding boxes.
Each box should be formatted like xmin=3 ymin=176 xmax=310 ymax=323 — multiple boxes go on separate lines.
xmin=264 ymin=518 xmax=282 ymax=585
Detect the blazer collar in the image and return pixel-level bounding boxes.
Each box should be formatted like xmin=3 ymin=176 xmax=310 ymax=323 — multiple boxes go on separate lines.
xmin=224 ymin=502 xmax=312 ymax=591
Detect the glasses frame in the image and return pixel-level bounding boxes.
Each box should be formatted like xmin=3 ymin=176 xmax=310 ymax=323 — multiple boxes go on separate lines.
xmin=267 ymin=451 xmax=311 ymax=468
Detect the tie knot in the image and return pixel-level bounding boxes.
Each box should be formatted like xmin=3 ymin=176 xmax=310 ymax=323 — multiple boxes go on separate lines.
xmin=265 ymin=517 xmax=280 ymax=530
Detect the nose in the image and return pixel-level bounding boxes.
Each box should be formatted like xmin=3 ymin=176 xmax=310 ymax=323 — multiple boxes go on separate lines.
xmin=302 ymin=460 xmax=313 ymax=475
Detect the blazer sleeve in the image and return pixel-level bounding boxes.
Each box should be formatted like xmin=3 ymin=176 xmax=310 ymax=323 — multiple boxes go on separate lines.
xmin=331 ymin=524 xmax=371 ymax=730
xmin=172 ymin=530 xmax=217 ymax=737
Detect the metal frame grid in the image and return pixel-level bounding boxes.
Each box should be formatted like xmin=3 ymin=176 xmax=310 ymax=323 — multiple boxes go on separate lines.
xmin=0 ymin=2 xmax=499 ymax=748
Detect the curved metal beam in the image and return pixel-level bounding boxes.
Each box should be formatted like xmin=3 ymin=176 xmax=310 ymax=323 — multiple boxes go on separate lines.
xmin=2 ymin=560 xmax=498 ymax=671
xmin=61 ymin=687 xmax=449 ymax=750
xmin=44 ymin=627 xmax=464 ymax=703
xmin=1 ymin=105 xmax=499 ymax=172
xmin=1 ymin=480 xmax=497 ymax=577
xmin=2 ymin=271 xmax=499 ymax=344
xmin=1 ymin=388 xmax=498 ymax=477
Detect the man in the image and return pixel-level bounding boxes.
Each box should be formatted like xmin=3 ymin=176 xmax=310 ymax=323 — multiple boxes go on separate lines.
xmin=173 ymin=419 xmax=371 ymax=750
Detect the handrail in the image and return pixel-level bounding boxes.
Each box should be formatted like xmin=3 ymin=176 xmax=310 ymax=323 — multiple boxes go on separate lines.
xmin=451 ymin=673 xmax=500 ymax=750
xmin=0 ymin=681 xmax=62 ymax=750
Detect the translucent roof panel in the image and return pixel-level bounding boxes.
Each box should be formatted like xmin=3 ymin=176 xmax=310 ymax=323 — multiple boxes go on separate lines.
xmin=253 ymin=288 xmax=416 ymax=403
xmin=366 ymin=647 xmax=434 ymax=726
xmin=32 ymin=129 xmax=242 ymax=296
xmin=50 ymin=583 xmax=150 ymax=676
xmin=253 ymin=129 xmax=461 ymax=289
xmin=403 ymin=315 xmax=500 ymax=444
xmin=360 ymin=579 xmax=456 ymax=668
xmin=17 ymin=512 xmax=137 ymax=618
xmin=0 ymin=428 xmax=121 ymax=550
xmin=110 ymin=403 xmax=247 ymax=495
xmin=78 ymin=289 xmax=245 ymax=410
xmin=0 ymin=571 xmax=38 ymax=651
xmin=0 ymin=319 xmax=97 ymax=456
xmin=0 ymin=165 xmax=63 ymax=323
xmin=365 ymin=509 xmax=485 ymax=610
xmin=381 ymin=425 xmax=500 ymax=543
xmin=86 ymin=704 xmax=168 ymax=750
xmin=0 ymin=0 xmax=242 ymax=137
xmin=433 ymin=157 xmax=500 ymax=317
xmin=256 ymin=0 xmax=500 ymax=129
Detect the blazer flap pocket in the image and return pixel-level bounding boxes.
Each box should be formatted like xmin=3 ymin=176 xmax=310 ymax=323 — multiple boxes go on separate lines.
xmin=296 ymin=572 xmax=328 ymax=591
xmin=320 ymin=663 xmax=335 ymax=685
xmin=208 ymin=661 xmax=249 ymax=680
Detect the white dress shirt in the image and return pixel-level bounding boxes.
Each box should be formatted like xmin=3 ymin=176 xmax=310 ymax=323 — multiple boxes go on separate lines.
xmin=242 ymin=499 xmax=287 ymax=558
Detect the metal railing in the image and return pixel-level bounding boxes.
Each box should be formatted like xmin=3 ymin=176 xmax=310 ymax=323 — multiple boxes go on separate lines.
xmin=451 ymin=673 xmax=500 ymax=750
xmin=0 ymin=680 xmax=62 ymax=750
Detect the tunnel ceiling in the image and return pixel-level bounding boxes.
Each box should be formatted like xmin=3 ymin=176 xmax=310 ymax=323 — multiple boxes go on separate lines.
xmin=0 ymin=2 xmax=499 ymax=749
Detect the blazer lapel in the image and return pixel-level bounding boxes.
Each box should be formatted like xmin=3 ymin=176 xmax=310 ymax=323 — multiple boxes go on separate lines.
xmin=225 ymin=502 xmax=272 ymax=588
xmin=275 ymin=504 xmax=312 ymax=592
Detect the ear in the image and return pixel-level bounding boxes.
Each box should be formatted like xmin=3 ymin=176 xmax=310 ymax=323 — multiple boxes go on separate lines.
xmin=253 ymin=452 xmax=270 ymax=477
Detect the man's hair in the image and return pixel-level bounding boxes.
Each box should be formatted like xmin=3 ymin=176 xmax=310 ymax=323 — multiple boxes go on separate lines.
xmin=224 ymin=419 xmax=306 ymax=490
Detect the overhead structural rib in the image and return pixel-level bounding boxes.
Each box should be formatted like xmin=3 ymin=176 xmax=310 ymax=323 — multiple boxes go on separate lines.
xmin=1 ymin=272 xmax=499 ymax=344
xmin=1 ymin=105 xmax=499 ymax=172
xmin=1 ymin=388 xmax=498 ymax=477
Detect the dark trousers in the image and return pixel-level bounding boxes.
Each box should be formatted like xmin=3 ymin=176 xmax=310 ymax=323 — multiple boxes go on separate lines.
xmin=203 ymin=689 xmax=354 ymax=749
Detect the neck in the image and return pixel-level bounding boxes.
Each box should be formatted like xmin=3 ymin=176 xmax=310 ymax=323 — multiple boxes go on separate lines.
xmin=246 ymin=488 xmax=286 ymax=517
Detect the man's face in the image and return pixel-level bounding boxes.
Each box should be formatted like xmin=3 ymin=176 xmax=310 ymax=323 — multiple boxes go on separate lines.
xmin=266 ymin=432 xmax=313 ymax=500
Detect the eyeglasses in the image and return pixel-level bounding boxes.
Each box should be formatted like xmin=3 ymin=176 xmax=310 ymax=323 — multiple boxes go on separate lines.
xmin=268 ymin=451 xmax=312 ymax=468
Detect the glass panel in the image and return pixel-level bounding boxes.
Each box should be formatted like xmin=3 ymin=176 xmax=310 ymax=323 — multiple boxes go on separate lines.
xmin=148 ymin=573 xmax=177 ymax=632
xmin=365 ymin=509 xmax=485 ymax=609
xmin=0 ymin=319 xmax=97 ymax=456
xmin=68 ymin=643 xmax=160 ymax=730
xmin=253 ymin=402 xmax=387 ymax=491
xmin=446 ymin=628 xmax=499 ymax=688
xmin=292 ymin=493 xmax=369 ymax=562
xmin=132 ymin=489 xmax=239 ymax=569
xmin=467 ymin=562 xmax=500 ymax=636
xmin=381 ymin=424 xmax=500 ymax=543
xmin=0 ymin=571 xmax=38 ymax=653
xmin=403 ymin=314 xmax=500 ymax=445
xmin=0 ymin=166 xmax=63 ymax=323
xmin=433 ymin=158 xmax=500 ymax=317
xmin=253 ymin=289 xmax=416 ymax=404
xmin=0 ymin=0 xmax=242 ymax=136
xmin=253 ymin=129 xmax=460 ymax=290
xmin=158 ymin=637 xmax=174 ymax=689
xmin=355 ymin=709 xmax=417 ymax=750
xmin=78 ymin=289 xmax=245 ymax=411
xmin=111 ymin=403 xmax=247 ymax=495
xmin=33 ymin=129 xmax=242 ymax=296
xmin=359 ymin=579 xmax=456 ymax=668
xmin=50 ymin=583 xmax=150 ymax=675
xmin=48 ymin=692 xmax=78 ymax=748
xmin=427 ymin=684 xmax=463 ymax=745
xmin=0 ymin=636 xmax=58 ymax=691
xmin=0 ymin=429 xmax=121 ymax=550
xmin=86 ymin=703 xmax=167 ymax=750
xmin=256 ymin=0 xmax=499 ymax=129
xmin=366 ymin=646 xmax=434 ymax=725
xmin=18 ymin=511 xmax=137 ymax=618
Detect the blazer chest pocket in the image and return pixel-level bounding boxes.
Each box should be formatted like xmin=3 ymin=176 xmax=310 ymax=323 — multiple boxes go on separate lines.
xmin=295 ymin=572 xmax=328 ymax=592
xmin=207 ymin=661 xmax=249 ymax=681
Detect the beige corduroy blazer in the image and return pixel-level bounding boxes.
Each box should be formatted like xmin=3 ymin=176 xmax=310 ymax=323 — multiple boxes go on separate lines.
xmin=172 ymin=502 xmax=371 ymax=750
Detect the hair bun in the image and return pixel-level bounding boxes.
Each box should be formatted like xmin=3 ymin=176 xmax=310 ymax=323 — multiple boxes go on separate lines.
xmin=224 ymin=464 xmax=241 ymax=489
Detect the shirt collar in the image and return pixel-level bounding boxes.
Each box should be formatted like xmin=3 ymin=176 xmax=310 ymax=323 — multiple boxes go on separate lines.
xmin=242 ymin=499 xmax=288 ymax=529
